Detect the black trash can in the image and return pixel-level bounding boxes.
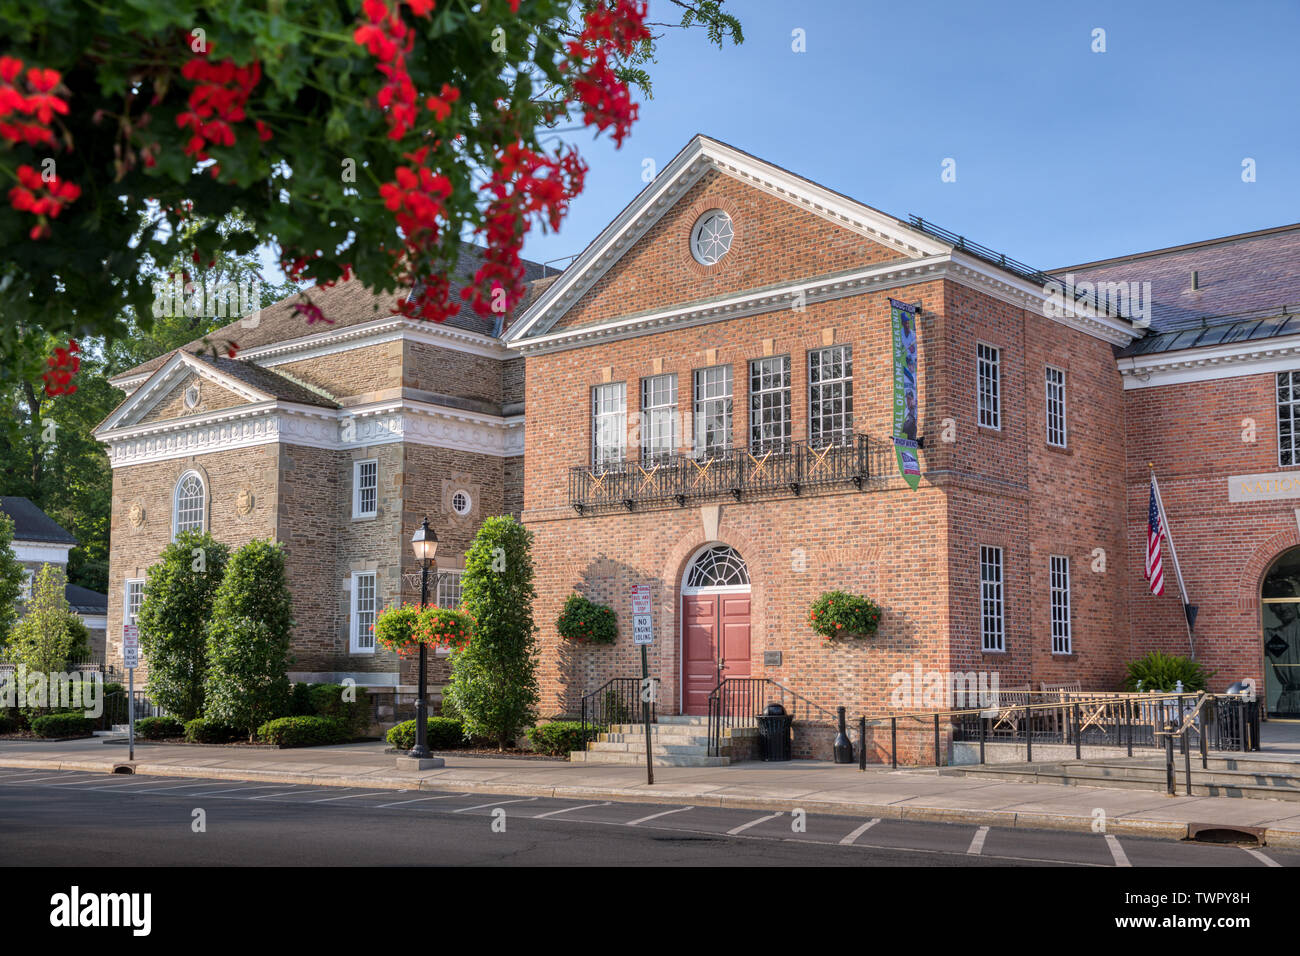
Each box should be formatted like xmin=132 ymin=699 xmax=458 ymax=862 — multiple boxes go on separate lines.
xmin=756 ymin=702 xmax=793 ymax=761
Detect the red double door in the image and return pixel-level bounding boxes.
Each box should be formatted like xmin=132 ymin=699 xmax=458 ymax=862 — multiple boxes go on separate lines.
xmin=681 ymin=592 xmax=751 ymax=715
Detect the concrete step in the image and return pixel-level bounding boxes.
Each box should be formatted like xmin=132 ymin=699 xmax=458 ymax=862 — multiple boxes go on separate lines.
xmin=587 ymin=741 xmax=715 ymax=756
xmin=655 ymin=716 xmax=710 ymax=726
xmin=570 ymin=750 xmax=730 ymax=767
xmin=605 ymin=723 xmax=756 ymax=738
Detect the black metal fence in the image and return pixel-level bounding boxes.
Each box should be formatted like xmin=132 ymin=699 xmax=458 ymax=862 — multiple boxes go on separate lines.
xmin=706 ymin=678 xmax=797 ymax=757
xmin=579 ymin=677 xmax=655 ymax=745
xmin=569 ymin=436 xmax=875 ymax=513
xmin=367 ymin=690 xmax=441 ymax=727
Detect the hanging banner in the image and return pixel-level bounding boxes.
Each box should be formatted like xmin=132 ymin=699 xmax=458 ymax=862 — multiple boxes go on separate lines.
xmin=890 ymin=298 xmax=921 ymax=489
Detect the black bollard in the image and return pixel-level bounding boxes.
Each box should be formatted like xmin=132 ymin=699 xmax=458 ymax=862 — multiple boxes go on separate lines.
xmin=833 ymin=705 xmax=855 ymax=764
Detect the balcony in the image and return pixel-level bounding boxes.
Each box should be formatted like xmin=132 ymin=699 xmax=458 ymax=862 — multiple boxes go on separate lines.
xmin=568 ymin=435 xmax=876 ymax=514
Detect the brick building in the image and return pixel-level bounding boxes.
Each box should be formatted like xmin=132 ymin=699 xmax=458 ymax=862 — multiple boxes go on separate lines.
xmin=96 ymin=135 xmax=1300 ymax=727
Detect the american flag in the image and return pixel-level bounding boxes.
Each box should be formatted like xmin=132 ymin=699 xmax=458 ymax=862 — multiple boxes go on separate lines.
xmin=1145 ymin=477 xmax=1165 ymax=596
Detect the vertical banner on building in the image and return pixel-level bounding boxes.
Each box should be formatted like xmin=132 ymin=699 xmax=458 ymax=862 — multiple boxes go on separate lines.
xmin=890 ymin=298 xmax=921 ymax=489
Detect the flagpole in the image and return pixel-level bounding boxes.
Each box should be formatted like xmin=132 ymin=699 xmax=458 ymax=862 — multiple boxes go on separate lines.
xmin=1149 ymin=462 xmax=1195 ymax=659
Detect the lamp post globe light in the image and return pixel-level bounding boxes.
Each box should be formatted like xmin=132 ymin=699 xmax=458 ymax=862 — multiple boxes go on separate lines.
xmin=405 ymin=517 xmax=440 ymax=766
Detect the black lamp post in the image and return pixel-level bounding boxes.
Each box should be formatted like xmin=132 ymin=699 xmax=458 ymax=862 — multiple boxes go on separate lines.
xmin=409 ymin=517 xmax=438 ymax=760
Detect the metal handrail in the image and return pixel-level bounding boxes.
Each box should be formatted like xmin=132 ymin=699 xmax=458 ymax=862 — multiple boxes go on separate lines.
xmin=706 ymin=677 xmax=798 ymax=757
xmin=579 ymin=677 xmax=654 ymax=747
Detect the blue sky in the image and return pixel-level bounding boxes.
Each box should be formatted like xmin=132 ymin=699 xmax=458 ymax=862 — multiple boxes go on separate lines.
xmin=522 ymin=0 xmax=1300 ymax=271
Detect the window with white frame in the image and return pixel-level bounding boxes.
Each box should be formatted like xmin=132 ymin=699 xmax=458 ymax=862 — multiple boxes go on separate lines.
xmin=1050 ymin=555 xmax=1071 ymax=654
xmin=437 ymin=569 xmax=464 ymax=608
xmin=173 ymin=471 xmax=206 ymax=537
xmin=693 ymin=365 xmax=733 ymax=457
xmin=591 ymin=382 xmax=627 ymax=468
xmin=20 ymin=569 xmax=34 ymax=602
xmin=124 ymin=579 xmax=144 ymax=627
xmin=1045 ymin=366 xmax=1067 ymax=448
xmin=749 ymin=356 xmax=791 ymax=453
xmin=353 ymin=459 xmax=378 ymax=518
xmin=808 ymin=346 xmax=853 ymax=447
xmin=350 ymin=572 xmax=377 ymax=653
xmin=640 ymin=373 xmax=678 ymax=464
xmin=977 ymin=343 xmax=1001 ymax=430
xmin=1278 ymin=371 xmax=1300 ymax=466
xmin=980 ymin=546 xmax=1004 ymax=651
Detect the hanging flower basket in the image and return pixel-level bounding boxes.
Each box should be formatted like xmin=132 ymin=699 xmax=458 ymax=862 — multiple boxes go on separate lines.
xmin=808 ymin=590 xmax=881 ymax=644
xmin=555 ymin=593 xmax=617 ymax=645
xmin=375 ymin=603 xmax=474 ymax=656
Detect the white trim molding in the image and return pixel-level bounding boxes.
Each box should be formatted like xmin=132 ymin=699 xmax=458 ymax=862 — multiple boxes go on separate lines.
xmin=14 ymin=542 xmax=74 ymax=564
xmin=1119 ymin=333 xmax=1300 ymax=390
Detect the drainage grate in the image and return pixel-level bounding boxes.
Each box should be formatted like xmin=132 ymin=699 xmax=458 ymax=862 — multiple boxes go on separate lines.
xmin=111 ymin=764 xmax=135 ymax=775
xmin=1186 ymin=822 xmax=1264 ymax=846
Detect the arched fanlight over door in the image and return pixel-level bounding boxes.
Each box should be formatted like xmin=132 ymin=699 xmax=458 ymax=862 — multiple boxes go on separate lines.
xmin=683 ymin=545 xmax=749 ymax=593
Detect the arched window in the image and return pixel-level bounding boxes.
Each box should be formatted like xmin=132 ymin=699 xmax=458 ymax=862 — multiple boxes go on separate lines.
xmin=173 ymin=471 xmax=206 ymax=537
xmin=683 ymin=545 xmax=749 ymax=592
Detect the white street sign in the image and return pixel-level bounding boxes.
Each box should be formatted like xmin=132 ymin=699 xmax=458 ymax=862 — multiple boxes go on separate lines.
xmin=123 ymin=624 xmax=139 ymax=669
xmin=633 ymin=613 xmax=654 ymax=645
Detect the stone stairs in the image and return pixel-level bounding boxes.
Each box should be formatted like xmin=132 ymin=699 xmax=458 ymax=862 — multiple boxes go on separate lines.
xmin=570 ymin=715 xmax=756 ymax=767
xmin=941 ymin=754 xmax=1300 ymax=802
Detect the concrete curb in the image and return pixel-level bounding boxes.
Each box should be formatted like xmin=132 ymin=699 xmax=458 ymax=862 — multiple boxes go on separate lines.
xmin=8 ymin=755 xmax=1300 ymax=845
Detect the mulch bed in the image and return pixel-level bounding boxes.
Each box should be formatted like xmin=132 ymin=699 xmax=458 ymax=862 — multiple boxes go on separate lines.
xmin=384 ymin=746 xmax=566 ymax=761
xmin=0 ymin=732 xmax=95 ymax=742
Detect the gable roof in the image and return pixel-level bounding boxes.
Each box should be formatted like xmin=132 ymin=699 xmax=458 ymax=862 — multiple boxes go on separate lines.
xmin=65 ymin=583 xmax=108 ymax=615
xmin=505 ymin=134 xmax=954 ymax=344
xmin=112 ymin=243 xmax=550 ymax=385
xmin=1057 ymin=222 xmax=1300 ymax=334
xmin=0 ymin=497 xmax=77 ymax=545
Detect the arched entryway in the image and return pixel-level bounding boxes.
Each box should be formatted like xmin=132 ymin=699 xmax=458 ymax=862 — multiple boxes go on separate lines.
xmin=1262 ymin=546 xmax=1300 ymax=717
xmin=680 ymin=545 xmax=752 ymax=715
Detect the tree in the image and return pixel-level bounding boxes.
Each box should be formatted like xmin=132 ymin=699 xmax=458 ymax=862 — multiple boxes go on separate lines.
xmin=9 ymin=563 xmax=90 ymax=674
xmin=136 ymin=531 xmax=229 ymax=720
xmin=446 ymin=516 xmax=539 ymax=750
xmin=0 ymin=1 xmax=742 ymax=383
xmin=0 ymin=512 xmax=25 ymax=648
xmin=203 ymin=539 xmax=294 ymax=738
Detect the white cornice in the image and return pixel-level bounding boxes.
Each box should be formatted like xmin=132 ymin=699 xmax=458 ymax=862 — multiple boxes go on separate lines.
xmin=1119 ymin=332 xmax=1300 ymax=389
xmin=15 ymin=543 xmax=74 ymax=563
xmin=98 ymin=351 xmax=274 ymax=433
xmin=505 ymin=134 xmax=954 ymax=345
xmin=98 ymin=399 xmax=523 ymax=468
xmin=509 ymin=254 xmax=1139 ymax=355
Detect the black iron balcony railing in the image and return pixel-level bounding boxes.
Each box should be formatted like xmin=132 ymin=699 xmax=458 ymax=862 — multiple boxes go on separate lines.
xmin=569 ymin=435 xmax=873 ymax=514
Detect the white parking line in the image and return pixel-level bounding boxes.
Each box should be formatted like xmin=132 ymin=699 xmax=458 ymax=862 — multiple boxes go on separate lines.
xmin=838 ymin=819 xmax=881 ymax=845
xmin=250 ymin=790 xmax=324 ymax=800
xmin=376 ymin=793 xmax=470 ymax=809
xmin=452 ymin=797 xmax=537 ymax=813
xmin=967 ymin=826 xmax=990 ymax=856
xmin=190 ymin=785 xmax=286 ymax=797
xmin=1243 ymin=848 xmax=1281 ymax=867
xmin=727 ymin=812 xmax=782 ymax=836
xmin=1105 ymin=834 xmax=1131 ymax=867
xmin=0 ymin=773 xmax=85 ymax=784
xmin=532 ymin=802 xmax=611 ymax=819
xmin=307 ymin=790 xmax=391 ymax=803
xmin=86 ymin=779 xmax=193 ymax=791
xmin=626 ymin=806 xmax=694 ymax=826
xmin=125 ymin=781 xmax=222 ymax=794
xmin=44 ymin=775 xmax=119 ymax=786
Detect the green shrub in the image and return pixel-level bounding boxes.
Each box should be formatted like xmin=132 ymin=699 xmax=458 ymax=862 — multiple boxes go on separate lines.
xmin=307 ymin=683 xmax=371 ymax=736
xmin=0 ymin=713 xmax=16 ymax=734
xmin=256 ymin=715 xmax=348 ymax=748
xmin=31 ymin=712 xmax=93 ymax=738
xmin=808 ymin=590 xmax=882 ymax=640
xmin=386 ymin=716 xmax=465 ymax=752
xmin=1123 ymin=650 xmax=1214 ymax=692
xmin=526 ymin=720 xmax=591 ymax=756
xmin=555 ymin=593 xmax=617 ymax=644
xmin=182 ymin=717 xmax=243 ymax=744
xmin=135 ymin=716 xmax=184 ymax=739
xmin=289 ymin=681 xmax=314 ymax=716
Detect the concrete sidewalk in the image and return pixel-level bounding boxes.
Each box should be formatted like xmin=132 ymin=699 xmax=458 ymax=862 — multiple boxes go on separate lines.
xmin=5 ymin=736 xmax=1300 ymax=847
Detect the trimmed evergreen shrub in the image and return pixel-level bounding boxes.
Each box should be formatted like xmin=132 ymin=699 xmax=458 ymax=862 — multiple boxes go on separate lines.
xmin=0 ymin=713 xmax=17 ymax=734
xmin=135 ymin=716 xmax=184 ymax=739
xmin=31 ymin=712 xmax=93 ymax=738
xmin=526 ymin=720 xmax=591 ymax=756
xmin=386 ymin=716 xmax=465 ymax=752
xmin=182 ymin=717 xmax=243 ymax=744
xmin=307 ymin=682 xmax=371 ymax=736
xmin=256 ymin=715 xmax=349 ymax=748
xmin=289 ymin=681 xmax=314 ymax=716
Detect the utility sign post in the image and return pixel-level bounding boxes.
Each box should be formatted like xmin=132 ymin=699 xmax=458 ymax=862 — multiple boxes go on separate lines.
xmin=123 ymin=624 xmax=138 ymax=762
xmin=630 ymin=584 xmax=655 ymax=785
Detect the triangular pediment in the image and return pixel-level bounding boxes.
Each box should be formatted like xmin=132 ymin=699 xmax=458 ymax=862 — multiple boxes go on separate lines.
xmin=506 ymin=135 xmax=953 ymax=344
xmin=96 ymin=351 xmax=275 ymax=434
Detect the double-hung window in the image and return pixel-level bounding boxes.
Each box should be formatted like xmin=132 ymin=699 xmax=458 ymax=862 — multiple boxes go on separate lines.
xmin=124 ymin=579 xmax=144 ymax=627
xmin=980 ymin=546 xmax=1005 ymax=652
xmin=1050 ymin=555 xmax=1071 ymax=654
xmin=350 ymin=572 xmax=377 ymax=654
xmin=808 ymin=346 xmax=853 ymax=447
xmin=693 ymin=365 xmax=733 ymax=458
xmin=640 ymin=374 xmax=678 ymax=464
xmin=353 ymin=459 xmax=378 ymax=518
xmin=749 ymin=356 xmax=791 ymax=453
xmin=1278 ymin=372 xmax=1300 ymax=466
xmin=1045 ymin=366 xmax=1067 ymax=448
xmin=978 ymin=343 xmax=1001 ymax=430
xmin=592 ymin=382 xmax=627 ymax=468
xmin=436 ymin=569 xmax=464 ymax=609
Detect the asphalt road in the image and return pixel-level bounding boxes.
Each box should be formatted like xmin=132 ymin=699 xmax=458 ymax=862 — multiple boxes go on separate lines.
xmin=0 ymin=767 xmax=1295 ymax=867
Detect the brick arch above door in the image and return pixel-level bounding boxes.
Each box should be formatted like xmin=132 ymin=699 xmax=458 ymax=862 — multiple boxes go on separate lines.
xmin=1237 ymin=527 xmax=1300 ymax=614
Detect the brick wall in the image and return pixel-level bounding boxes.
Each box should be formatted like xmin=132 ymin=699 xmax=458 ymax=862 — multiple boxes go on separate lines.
xmin=403 ymin=341 xmax=503 ymax=406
